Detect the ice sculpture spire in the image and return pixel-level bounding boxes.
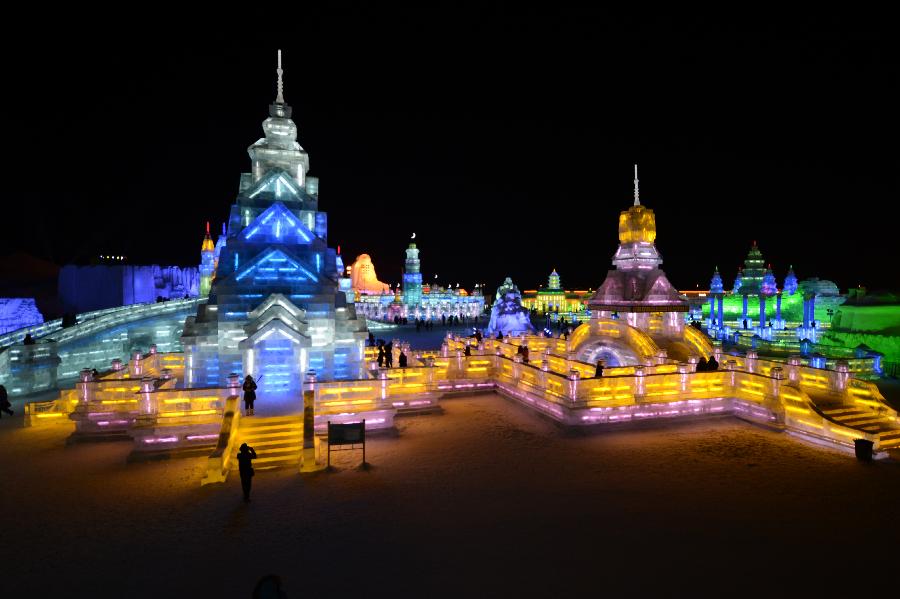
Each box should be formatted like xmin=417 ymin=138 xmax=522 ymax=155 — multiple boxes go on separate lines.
xmin=633 ymin=164 xmax=640 ymax=206
xmin=276 ymin=49 xmax=285 ymax=104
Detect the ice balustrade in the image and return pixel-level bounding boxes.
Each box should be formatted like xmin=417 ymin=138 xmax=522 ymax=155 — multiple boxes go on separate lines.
xmin=0 ymin=298 xmax=203 ymax=350
xmin=25 ymin=351 xmax=191 ymax=427
xmin=201 ymin=395 xmax=242 ymax=485
xmin=23 ymin=339 xmax=898 ymax=454
xmin=1 ymin=299 xmax=202 ymax=396
xmin=720 ymin=332 xmax=881 ymax=375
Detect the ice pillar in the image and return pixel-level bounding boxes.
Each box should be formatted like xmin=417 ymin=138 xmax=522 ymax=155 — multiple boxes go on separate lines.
xmin=300 ymin=371 xmax=325 ymax=472
xmin=775 ymin=293 xmax=782 ymax=321
xmin=742 ymin=295 xmax=749 ymax=327
xmin=759 ymin=295 xmax=767 ymax=328
xmin=708 ymin=297 xmax=716 ymax=324
xmin=717 ymin=296 xmax=724 ymax=327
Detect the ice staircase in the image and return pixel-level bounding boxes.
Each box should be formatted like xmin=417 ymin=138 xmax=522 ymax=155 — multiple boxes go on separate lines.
xmin=231 ymin=415 xmax=303 ymax=471
xmin=809 ymin=392 xmax=900 ymax=453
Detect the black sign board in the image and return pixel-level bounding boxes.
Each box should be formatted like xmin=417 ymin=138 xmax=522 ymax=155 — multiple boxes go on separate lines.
xmin=327 ymin=420 xmax=366 ymax=467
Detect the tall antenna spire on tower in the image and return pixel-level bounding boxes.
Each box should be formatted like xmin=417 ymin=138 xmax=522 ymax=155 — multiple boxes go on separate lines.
xmin=276 ymin=49 xmax=285 ymax=104
xmin=633 ymin=164 xmax=640 ymax=206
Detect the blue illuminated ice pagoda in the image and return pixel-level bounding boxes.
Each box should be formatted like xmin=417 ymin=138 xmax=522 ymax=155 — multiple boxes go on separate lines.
xmin=181 ymin=51 xmax=368 ymax=394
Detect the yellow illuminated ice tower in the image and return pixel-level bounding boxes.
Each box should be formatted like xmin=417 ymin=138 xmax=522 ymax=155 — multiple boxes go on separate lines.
xmin=612 ymin=165 xmax=661 ymax=269
xmin=581 ymin=165 xmax=704 ymax=363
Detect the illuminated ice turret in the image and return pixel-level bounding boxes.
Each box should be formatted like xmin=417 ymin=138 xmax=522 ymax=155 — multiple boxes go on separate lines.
xmin=589 ymin=166 xmax=686 ymax=319
xmin=732 ymin=268 xmax=743 ymax=294
xmin=199 ymin=222 xmax=216 ymax=296
xmin=486 ymin=277 xmax=535 ymax=336
xmin=584 ymin=166 xmax=689 ymax=360
xmin=182 ymin=50 xmax=367 ymax=392
xmin=708 ymin=267 xmax=725 ymax=328
xmin=761 ymin=265 xmax=778 ymax=296
xmin=578 ymin=168 xmax=701 ymax=365
xmin=245 ymin=50 xmax=312 ymax=190
xmin=710 ymin=267 xmax=724 ymax=295
xmin=737 ymin=242 xmax=767 ymax=328
xmin=739 ymin=241 xmax=766 ymax=295
xmin=783 ymin=266 xmax=798 ymax=295
xmin=402 ymin=234 xmax=423 ymax=307
xmin=612 ymin=166 xmax=662 ymax=271
xmin=548 ymin=269 xmax=561 ymax=290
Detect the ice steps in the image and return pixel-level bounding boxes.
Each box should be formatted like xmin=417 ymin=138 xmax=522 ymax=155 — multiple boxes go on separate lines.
xmin=231 ymin=415 xmax=303 ymax=471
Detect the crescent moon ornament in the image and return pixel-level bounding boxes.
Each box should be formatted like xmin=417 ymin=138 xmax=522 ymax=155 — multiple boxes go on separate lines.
xmin=411 ymin=232 xmax=416 ymax=239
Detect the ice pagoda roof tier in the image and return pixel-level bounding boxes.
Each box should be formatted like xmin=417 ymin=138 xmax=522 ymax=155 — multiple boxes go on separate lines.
xmin=238 ymin=201 xmax=317 ymax=245
xmin=588 ymin=269 xmax=688 ymax=313
xmin=237 ymin=169 xmax=318 ymax=210
xmin=239 ymin=299 xmax=312 ymax=349
xmin=247 ymin=97 xmax=310 ymax=189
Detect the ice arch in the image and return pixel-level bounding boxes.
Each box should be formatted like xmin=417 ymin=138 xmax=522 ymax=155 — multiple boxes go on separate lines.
xmin=567 ymin=318 xmax=660 ymax=366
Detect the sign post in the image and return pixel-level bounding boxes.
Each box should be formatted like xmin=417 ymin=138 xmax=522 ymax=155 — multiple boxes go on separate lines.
xmin=327 ymin=419 xmax=367 ymax=469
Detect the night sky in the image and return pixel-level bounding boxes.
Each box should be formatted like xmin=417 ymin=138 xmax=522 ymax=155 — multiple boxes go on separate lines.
xmin=4 ymin=14 xmax=895 ymax=296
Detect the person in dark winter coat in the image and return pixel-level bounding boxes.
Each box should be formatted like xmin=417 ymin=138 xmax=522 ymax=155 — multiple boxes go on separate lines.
xmin=242 ymin=375 xmax=258 ymax=416
xmin=237 ymin=443 xmax=257 ymax=502
xmin=398 ymin=350 xmax=408 ymax=368
xmin=0 ymin=384 xmax=13 ymax=417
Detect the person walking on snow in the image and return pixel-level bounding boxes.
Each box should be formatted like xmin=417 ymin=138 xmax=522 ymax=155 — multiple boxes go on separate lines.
xmin=237 ymin=443 xmax=257 ymax=502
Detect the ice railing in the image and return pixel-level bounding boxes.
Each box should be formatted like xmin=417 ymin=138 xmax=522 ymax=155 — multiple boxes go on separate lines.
xmin=0 ymin=297 xmax=204 ymax=350
xmin=201 ymin=395 xmax=242 ymax=485
xmin=24 ymin=350 xmax=215 ymax=429
xmin=359 ymin=338 xmax=897 ymax=448
xmin=713 ymin=330 xmax=881 ymax=376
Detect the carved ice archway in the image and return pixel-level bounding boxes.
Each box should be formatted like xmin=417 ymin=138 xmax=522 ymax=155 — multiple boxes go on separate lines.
xmin=567 ymin=318 xmax=661 ymax=367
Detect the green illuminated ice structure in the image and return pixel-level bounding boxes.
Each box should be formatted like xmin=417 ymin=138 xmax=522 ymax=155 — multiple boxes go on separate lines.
xmin=181 ymin=51 xmax=367 ymax=396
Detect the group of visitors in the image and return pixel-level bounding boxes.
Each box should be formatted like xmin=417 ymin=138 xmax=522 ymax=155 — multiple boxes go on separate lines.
xmin=377 ymin=340 xmax=393 ymax=368
xmin=375 ymin=340 xmax=408 ymax=368
xmin=696 ymin=355 xmax=719 ymax=371
xmin=516 ymin=344 xmax=530 ymax=364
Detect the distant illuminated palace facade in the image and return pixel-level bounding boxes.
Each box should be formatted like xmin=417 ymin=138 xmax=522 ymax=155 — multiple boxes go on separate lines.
xmin=351 ymin=239 xmax=485 ymax=321
xmin=521 ymin=269 xmax=593 ymax=314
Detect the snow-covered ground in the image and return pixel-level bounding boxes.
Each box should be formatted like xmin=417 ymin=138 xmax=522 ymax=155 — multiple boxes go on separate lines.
xmin=2 ymin=392 xmax=899 ymax=597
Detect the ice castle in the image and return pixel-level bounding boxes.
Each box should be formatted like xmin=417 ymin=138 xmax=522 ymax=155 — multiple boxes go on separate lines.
xmin=180 ymin=51 xmax=367 ymax=394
